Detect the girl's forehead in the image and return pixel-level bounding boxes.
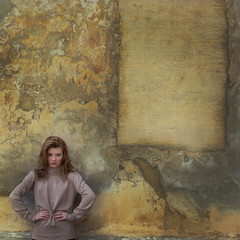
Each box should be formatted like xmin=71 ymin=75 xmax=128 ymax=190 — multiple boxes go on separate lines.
xmin=47 ymin=147 xmax=63 ymax=153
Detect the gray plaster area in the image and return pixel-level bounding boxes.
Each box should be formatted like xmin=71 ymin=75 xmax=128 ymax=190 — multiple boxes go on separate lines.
xmin=0 ymin=0 xmax=15 ymax=21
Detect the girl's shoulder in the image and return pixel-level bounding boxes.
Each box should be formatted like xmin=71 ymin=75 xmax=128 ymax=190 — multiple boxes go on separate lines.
xmin=26 ymin=170 xmax=36 ymax=178
xmin=67 ymin=170 xmax=83 ymax=181
xmin=21 ymin=170 xmax=37 ymax=183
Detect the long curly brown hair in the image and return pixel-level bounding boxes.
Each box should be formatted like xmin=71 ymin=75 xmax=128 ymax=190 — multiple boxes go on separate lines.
xmin=35 ymin=136 xmax=74 ymax=180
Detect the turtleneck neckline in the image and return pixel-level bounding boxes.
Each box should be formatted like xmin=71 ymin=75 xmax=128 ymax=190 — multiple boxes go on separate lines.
xmin=47 ymin=166 xmax=61 ymax=176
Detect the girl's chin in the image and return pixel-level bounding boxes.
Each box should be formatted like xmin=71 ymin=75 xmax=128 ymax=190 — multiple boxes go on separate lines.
xmin=50 ymin=164 xmax=58 ymax=167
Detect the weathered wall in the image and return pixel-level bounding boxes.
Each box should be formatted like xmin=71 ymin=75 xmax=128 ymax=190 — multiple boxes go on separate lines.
xmin=0 ymin=0 xmax=240 ymax=239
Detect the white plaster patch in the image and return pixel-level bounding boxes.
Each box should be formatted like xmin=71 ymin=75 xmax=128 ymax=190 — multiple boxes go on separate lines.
xmin=50 ymin=39 xmax=65 ymax=56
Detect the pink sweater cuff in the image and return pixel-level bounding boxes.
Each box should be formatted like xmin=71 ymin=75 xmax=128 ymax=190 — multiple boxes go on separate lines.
xmin=66 ymin=213 xmax=76 ymax=221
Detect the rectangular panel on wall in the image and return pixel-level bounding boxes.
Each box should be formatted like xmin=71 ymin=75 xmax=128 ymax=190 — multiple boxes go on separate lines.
xmin=118 ymin=0 xmax=228 ymax=151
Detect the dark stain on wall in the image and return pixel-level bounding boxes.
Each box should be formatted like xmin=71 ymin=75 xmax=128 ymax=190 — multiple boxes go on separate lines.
xmin=133 ymin=157 xmax=166 ymax=199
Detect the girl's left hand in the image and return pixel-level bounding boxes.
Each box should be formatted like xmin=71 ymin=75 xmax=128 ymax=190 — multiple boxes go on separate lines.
xmin=54 ymin=211 xmax=67 ymax=221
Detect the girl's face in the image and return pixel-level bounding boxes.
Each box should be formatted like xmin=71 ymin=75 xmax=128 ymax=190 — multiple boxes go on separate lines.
xmin=47 ymin=147 xmax=63 ymax=168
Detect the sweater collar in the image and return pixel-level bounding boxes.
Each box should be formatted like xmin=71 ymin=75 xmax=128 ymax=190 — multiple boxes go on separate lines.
xmin=47 ymin=165 xmax=61 ymax=176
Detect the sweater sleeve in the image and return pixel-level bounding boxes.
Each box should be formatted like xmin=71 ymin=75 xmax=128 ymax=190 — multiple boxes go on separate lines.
xmin=66 ymin=172 xmax=96 ymax=221
xmin=9 ymin=171 xmax=37 ymax=222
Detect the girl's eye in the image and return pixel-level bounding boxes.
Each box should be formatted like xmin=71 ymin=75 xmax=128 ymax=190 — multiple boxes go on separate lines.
xmin=48 ymin=154 xmax=52 ymax=157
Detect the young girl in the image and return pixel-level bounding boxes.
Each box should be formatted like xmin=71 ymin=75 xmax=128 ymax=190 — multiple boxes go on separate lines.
xmin=9 ymin=136 xmax=96 ymax=240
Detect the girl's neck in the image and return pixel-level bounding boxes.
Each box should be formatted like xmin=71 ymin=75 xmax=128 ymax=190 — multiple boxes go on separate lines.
xmin=47 ymin=165 xmax=61 ymax=175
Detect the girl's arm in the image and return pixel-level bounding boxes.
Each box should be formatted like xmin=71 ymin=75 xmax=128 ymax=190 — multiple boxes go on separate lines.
xmin=9 ymin=171 xmax=37 ymax=222
xmin=66 ymin=172 xmax=96 ymax=221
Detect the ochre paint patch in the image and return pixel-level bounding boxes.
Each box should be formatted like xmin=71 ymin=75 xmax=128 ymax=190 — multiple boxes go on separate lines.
xmin=0 ymin=197 xmax=31 ymax=231
xmin=77 ymin=180 xmax=166 ymax=236
xmin=118 ymin=0 xmax=227 ymax=151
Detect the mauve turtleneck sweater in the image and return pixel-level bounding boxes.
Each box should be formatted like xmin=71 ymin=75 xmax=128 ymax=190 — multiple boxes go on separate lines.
xmin=9 ymin=166 xmax=96 ymax=240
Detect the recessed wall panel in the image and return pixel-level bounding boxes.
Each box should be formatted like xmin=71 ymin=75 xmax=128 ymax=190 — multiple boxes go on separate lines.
xmin=118 ymin=0 xmax=227 ymax=150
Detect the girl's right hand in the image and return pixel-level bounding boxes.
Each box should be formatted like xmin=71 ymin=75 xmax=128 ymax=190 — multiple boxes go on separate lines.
xmin=36 ymin=210 xmax=50 ymax=220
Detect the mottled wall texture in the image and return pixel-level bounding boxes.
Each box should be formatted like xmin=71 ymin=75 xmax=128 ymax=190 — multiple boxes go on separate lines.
xmin=1 ymin=0 xmax=240 ymax=239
